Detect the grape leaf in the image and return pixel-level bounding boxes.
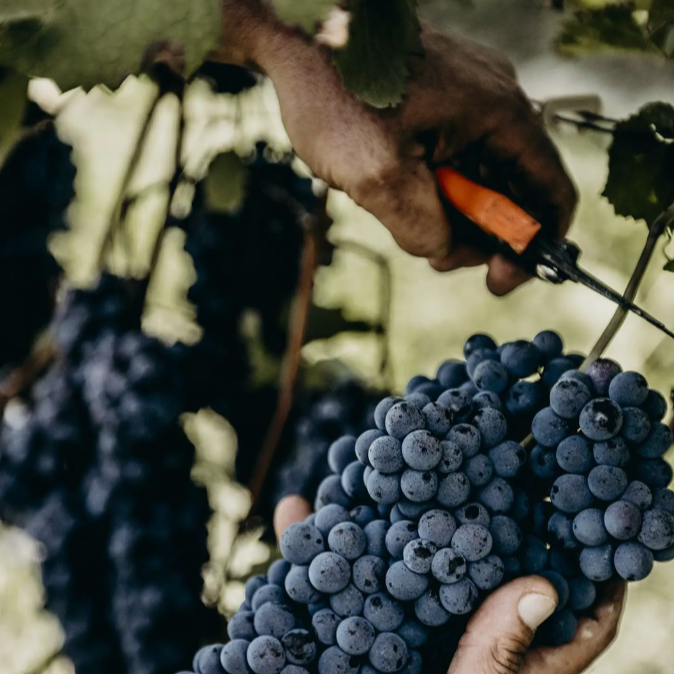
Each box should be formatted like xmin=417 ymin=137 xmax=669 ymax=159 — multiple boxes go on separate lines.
xmin=334 ymin=0 xmax=423 ymax=108
xmin=0 ymin=0 xmax=221 ymax=91
xmin=0 ymin=69 xmax=28 ymax=170
xmin=270 ymin=0 xmax=342 ymax=33
xmin=205 ymin=152 xmax=247 ymax=214
xmin=557 ymin=3 xmax=659 ymax=55
xmin=603 ymin=102 xmax=674 ymax=225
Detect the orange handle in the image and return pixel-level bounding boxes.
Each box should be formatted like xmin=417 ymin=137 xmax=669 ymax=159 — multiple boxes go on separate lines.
xmin=435 ymin=167 xmax=541 ymax=254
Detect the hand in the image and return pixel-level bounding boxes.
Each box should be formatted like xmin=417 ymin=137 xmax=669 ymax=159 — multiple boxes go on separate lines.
xmin=273 ymin=496 xmax=626 ymax=674
xmin=220 ymin=2 xmax=577 ymax=295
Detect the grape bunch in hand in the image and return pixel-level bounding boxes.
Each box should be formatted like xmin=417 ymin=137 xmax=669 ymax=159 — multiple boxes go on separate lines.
xmin=187 ymin=330 xmax=674 ymax=674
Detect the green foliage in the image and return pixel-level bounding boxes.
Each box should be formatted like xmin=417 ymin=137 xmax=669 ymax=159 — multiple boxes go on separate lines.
xmin=557 ymin=3 xmax=659 ymax=55
xmin=205 ymin=152 xmax=247 ymax=214
xmin=603 ymin=102 xmax=674 ymax=227
xmin=0 ymin=69 xmax=28 ymax=170
xmin=334 ymin=0 xmax=423 ymax=108
xmin=270 ymin=0 xmax=342 ymax=33
xmin=0 ymin=0 xmax=221 ymax=91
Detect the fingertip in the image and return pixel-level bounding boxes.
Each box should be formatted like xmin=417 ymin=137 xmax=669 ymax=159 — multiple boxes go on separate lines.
xmin=273 ymin=495 xmax=312 ymax=540
xmin=486 ymin=255 xmax=532 ymax=296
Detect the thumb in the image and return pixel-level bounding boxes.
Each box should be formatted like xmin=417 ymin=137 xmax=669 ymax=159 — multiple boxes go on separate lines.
xmin=449 ymin=576 xmax=558 ymax=674
xmin=273 ymin=495 xmax=312 ymax=540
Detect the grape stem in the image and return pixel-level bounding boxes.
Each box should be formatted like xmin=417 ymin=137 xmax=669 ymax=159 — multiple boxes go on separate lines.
xmin=581 ymin=201 xmax=674 ymax=369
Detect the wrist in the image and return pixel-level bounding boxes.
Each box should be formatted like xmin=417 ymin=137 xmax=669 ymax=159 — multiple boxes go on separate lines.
xmin=217 ymin=0 xmax=289 ymax=72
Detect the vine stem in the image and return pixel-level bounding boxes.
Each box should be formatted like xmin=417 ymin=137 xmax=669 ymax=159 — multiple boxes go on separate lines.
xmin=581 ymin=202 xmax=674 ymax=370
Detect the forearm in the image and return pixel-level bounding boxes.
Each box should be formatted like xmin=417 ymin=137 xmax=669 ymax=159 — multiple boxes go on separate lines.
xmin=218 ymin=0 xmax=295 ymax=71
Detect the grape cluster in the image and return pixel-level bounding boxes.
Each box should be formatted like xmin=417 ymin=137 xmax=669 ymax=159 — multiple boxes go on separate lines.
xmin=182 ymin=331 xmax=673 ymax=674
xmin=0 ymin=124 xmax=76 ymax=366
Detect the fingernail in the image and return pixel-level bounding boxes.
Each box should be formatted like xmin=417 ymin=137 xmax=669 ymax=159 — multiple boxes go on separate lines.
xmin=518 ymin=593 xmax=557 ymax=630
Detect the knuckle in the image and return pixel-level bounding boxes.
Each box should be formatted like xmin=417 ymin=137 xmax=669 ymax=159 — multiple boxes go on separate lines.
xmin=485 ymin=634 xmax=530 ymax=674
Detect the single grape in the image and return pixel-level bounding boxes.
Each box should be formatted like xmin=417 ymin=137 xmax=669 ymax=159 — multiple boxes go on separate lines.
xmin=228 ymin=611 xmax=256 ymax=641
xmin=614 ymin=542 xmax=654 ymax=581
xmin=418 ymin=510 xmax=457 ymax=548
xmin=369 ymin=633 xmax=408 ymax=674
xmin=643 ymin=390 xmax=667 ymax=421
xmin=336 ymin=617 xmax=376 ymax=656
xmin=437 ymin=440 xmax=463 ymax=474
xmin=634 ymin=458 xmax=673 ymax=489
xmin=587 ymin=465 xmax=628 ymax=501
xmin=414 ymin=587 xmax=450 ymax=626
xmin=593 ymin=437 xmax=630 ymax=468
xmin=386 ymin=561 xmax=430 ymax=601
xmin=438 ymin=578 xmax=479 ymax=615
xmin=405 ymin=392 xmax=432 ymax=409
xmin=468 ymin=554 xmax=504 ymax=591
xmin=385 ymin=402 xmax=426 ymax=440
xmin=436 ymin=472 xmax=471 ymax=508
xmin=422 ymin=403 xmax=452 ymax=438
xmin=505 ymin=380 xmax=542 ymax=416
xmin=490 ymin=516 xmax=522 ymax=555
xmin=328 ymin=436 xmax=357 ymax=474
xmin=363 ymin=593 xmax=405 ymax=632
xmin=396 ymin=620 xmax=429 ymax=649
xmin=477 ymin=477 xmax=514 ymax=514
xmin=579 ymin=544 xmax=615 ymax=582
xmin=579 ymin=399 xmax=623 ymax=442
xmin=374 ymin=397 xmax=403 ymax=431
xmin=550 ymin=379 xmax=591 ymax=419
xmin=604 ymin=501 xmax=642 ymax=540
xmin=464 ymin=334 xmax=497 ymax=359
xmin=364 ymin=520 xmax=390 ymax=557
xmin=447 ymin=424 xmax=482 ymax=458
xmin=489 ymin=441 xmax=527 ymax=478
xmin=253 ymin=602 xmax=296 ymax=639
xmin=556 ymin=435 xmax=593 ymax=474
xmin=400 ymin=469 xmax=439 ymax=503
xmin=586 ymin=359 xmax=622 ymax=397
xmin=530 ymin=444 xmax=560 ymax=480
xmin=573 ymin=509 xmax=609 ymax=547
xmin=437 ymin=389 xmax=474 ymax=423
xmin=539 ymin=570 xmax=569 ymax=610
xmin=317 ymin=647 xmax=359 ymax=674
xmin=542 ymin=358 xmax=575 ymax=388
xmin=652 ymin=488 xmax=674 ymax=514
xmin=315 ymin=505 xmax=351 ymax=539
xmin=536 ymin=609 xmax=577 ymax=647
xmin=532 ymin=408 xmax=571 ymax=447
xmin=330 ymin=584 xmax=365 ymax=618
xmin=366 ymin=470 xmax=402 ymax=505
xmin=451 ymin=524 xmax=492 ymax=562
xmin=473 ymin=360 xmax=509 ymax=394
xmin=464 ymin=454 xmax=494 ymax=488
xmin=500 ymin=340 xmax=541 ymax=378
xmin=285 ymin=565 xmax=321 ymax=604
xmin=350 ymin=506 xmax=377 ymax=528
xmin=621 ymin=481 xmax=653 ymax=512
xmin=308 ymin=552 xmax=351 ymax=594
xmin=473 ymin=408 xmax=507 ymax=448
xmin=312 ymin=609 xmax=340 ymax=646
xmin=620 ymin=407 xmax=651 ymax=444
xmin=437 ymin=360 xmax=469 ymax=389
xmin=533 ymin=330 xmax=564 ymax=363
xmin=252 ymin=585 xmax=287 ymax=611
xmin=403 ymin=538 xmax=438 ymax=575
xmin=431 ymin=547 xmax=467 ymax=584
xmin=386 ymin=521 xmax=419 ymax=559
xmin=281 ymin=630 xmax=317 ymax=666
xmin=608 ymin=371 xmax=649 ymax=407
xmin=328 ymin=523 xmax=367 ymax=561
xmin=221 ymin=640 xmax=252 ymax=674
xmin=638 ymin=509 xmax=674 ymax=551
xmin=567 ymin=576 xmax=596 ymax=611
xmin=247 ymin=636 xmax=286 ymax=674
xmin=315 ymin=475 xmax=351 ymax=509
xmin=268 ymin=561 xmax=292 ymax=588
xmin=550 ymin=474 xmax=594 ymax=514
xmin=341 ymin=461 xmax=368 ymax=500
xmin=636 ymin=423 xmax=673 ymax=459
xmin=474 ymin=390 xmax=505 ymax=413
xmin=352 ymin=555 xmax=386 ymax=595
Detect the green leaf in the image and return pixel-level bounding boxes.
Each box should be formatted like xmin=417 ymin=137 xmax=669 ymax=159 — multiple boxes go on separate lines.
xmin=0 ymin=69 xmax=28 ymax=170
xmin=603 ymin=102 xmax=674 ymax=225
xmin=557 ymin=3 xmax=659 ymax=55
xmin=270 ymin=0 xmax=341 ymax=33
xmin=334 ymin=0 xmax=423 ymax=108
xmin=0 ymin=0 xmax=221 ymax=91
xmin=205 ymin=152 xmax=247 ymax=214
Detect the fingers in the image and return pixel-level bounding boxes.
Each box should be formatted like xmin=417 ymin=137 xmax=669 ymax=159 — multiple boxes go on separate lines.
xmin=273 ymin=495 xmax=312 ymax=540
xmin=448 ymin=576 xmax=558 ymax=674
xmin=354 ymin=158 xmax=453 ymax=261
xmin=429 ymin=242 xmax=488 ymax=272
xmin=521 ymin=581 xmax=627 ymax=674
xmin=486 ymin=254 xmax=532 ymax=296
xmin=480 ymin=106 xmax=578 ymax=238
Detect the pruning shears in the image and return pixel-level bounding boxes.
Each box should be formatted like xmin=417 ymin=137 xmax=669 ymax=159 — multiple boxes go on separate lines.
xmin=435 ymin=166 xmax=674 ymax=341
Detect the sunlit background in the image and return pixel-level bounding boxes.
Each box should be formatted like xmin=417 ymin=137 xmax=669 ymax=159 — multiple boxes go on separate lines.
xmin=1 ymin=1 xmax=674 ymax=673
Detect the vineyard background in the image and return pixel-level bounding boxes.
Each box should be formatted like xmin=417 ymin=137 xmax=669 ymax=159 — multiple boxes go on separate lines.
xmin=1 ymin=1 xmax=674 ymax=673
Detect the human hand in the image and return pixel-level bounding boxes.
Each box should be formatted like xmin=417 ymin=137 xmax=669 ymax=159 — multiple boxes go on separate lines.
xmin=273 ymin=496 xmax=625 ymax=674
xmin=220 ymin=2 xmax=577 ymax=295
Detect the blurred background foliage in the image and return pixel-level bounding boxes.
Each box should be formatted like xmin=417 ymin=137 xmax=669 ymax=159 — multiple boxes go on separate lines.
xmin=2 ymin=1 xmax=674 ymax=673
